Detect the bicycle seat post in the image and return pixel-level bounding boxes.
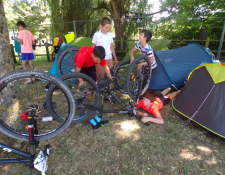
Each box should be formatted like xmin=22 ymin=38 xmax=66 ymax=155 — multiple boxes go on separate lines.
xmin=27 ymin=109 xmax=38 ymax=168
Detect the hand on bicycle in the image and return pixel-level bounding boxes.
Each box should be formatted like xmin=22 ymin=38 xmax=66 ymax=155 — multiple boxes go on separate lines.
xmin=78 ymin=79 xmax=84 ymax=87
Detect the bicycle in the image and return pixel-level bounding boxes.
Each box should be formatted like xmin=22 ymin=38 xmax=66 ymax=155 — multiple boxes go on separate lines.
xmin=52 ymin=50 xmax=56 ymax=61
xmin=56 ymin=46 xmax=150 ymax=95
xmin=0 ymin=69 xmax=76 ymax=173
xmin=53 ymin=55 xmax=151 ymax=124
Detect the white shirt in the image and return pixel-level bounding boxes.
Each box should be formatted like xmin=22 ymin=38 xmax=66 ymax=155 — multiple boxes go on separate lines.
xmin=92 ymin=30 xmax=113 ymax=60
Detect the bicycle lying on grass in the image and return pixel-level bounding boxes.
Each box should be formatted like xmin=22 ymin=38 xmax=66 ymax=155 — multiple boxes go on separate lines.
xmin=55 ymin=54 xmax=152 ymax=126
xmin=0 ymin=70 xmax=76 ymax=173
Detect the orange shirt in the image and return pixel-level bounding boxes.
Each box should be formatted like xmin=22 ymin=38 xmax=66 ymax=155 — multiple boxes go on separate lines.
xmin=136 ymin=98 xmax=163 ymax=117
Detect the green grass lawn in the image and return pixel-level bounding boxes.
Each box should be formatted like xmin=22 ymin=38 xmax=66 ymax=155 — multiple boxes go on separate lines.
xmin=1 ymin=61 xmax=225 ymax=174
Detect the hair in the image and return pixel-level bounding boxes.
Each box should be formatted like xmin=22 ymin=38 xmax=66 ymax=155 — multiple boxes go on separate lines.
xmin=144 ymin=90 xmax=156 ymax=102
xmin=16 ymin=21 xmax=26 ymax=28
xmin=101 ymin=17 xmax=111 ymax=26
xmin=92 ymin=46 xmax=105 ymax=60
xmin=141 ymin=29 xmax=152 ymax=42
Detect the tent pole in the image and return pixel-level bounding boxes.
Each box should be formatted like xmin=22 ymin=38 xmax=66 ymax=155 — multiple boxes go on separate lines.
xmin=217 ymin=18 xmax=225 ymax=60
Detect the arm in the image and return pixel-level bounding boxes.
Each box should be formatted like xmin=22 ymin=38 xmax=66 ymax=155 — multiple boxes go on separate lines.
xmin=110 ymin=43 xmax=118 ymax=65
xmin=91 ymin=43 xmax=96 ymax=48
xmin=103 ymin=65 xmax=112 ymax=80
xmin=75 ymin=67 xmax=84 ymax=86
xmin=15 ymin=38 xmax=23 ymax=45
xmin=129 ymin=47 xmax=137 ymax=64
xmin=149 ymin=56 xmax=155 ymax=64
xmin=141 ymin=113 xmax=164 ymax=124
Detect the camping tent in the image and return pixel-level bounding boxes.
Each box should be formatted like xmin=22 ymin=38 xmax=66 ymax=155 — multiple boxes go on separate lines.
xmin=149 ymin=43 xmax=214 ymax=90
xmin=172 ymin=63 xmax=225 ymax=138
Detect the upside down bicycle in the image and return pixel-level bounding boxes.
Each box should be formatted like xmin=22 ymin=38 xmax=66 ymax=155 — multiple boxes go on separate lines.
xmin=0 ymin=70 xmax=76 ymax=173
xmin=55 ymin=50 xmax=152 ymax=124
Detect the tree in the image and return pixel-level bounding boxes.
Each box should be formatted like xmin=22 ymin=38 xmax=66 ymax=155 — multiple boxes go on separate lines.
xmin=0 ymin=0 xmax=15 ymax=77
xmin=47 ymin=0 xmax=105 ymax=40
xmin=156 ymin=0 xmax=225 ymax=50
xmin=5 ymin=0 xmax=50 ymax=40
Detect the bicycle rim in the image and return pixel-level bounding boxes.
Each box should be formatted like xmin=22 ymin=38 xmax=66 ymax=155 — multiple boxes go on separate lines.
xmin=126 ymin=56 xmax=152 ymax=100
xmin=53 ymin=73 xmax=100 ymax=124
xmin=57 ymin=47 xmax=80 ymax=76
xmin=113 ymin=60 xmax=131 ymax=94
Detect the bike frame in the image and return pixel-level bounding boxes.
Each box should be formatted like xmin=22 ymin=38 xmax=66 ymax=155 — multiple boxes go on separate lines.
xmin=0 ymin=109 xmax=39 ymax=168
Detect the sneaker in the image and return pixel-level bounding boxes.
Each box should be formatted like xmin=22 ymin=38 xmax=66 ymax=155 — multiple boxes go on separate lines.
xmin=78 ymin=107 xmax=86 ymax=117
xmin=170 ymin=84 xmax=178 ymax=91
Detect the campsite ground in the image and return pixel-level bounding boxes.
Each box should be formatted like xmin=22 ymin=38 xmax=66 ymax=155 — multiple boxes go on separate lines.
xmin=1 ymin=62 xmax=225 ymax=175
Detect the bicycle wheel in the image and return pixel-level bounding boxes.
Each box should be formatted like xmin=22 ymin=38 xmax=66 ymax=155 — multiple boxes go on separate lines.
xmin=0 ymin=70 xmax=75 ymax=141
xmin=113 ymin=60 xmax=131 ymax=94
xmin=57 ymin=47 xmax=80 ymax=76
xmin=126 ymin=56 xmax=152 ymax=100
xmin=48 ymin=72 xmax=100 ymax=124
xmin=52 ymin=51 xmax=56 ymax=61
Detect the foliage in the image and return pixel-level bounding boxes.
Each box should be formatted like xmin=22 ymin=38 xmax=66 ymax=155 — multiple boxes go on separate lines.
xmin=46 ymin=0 xmax=106 ymax=40
xmin=4 ymin=0 xmax=50 ymax=40
xmin=156 ymin=0 xmax=225 ymax=50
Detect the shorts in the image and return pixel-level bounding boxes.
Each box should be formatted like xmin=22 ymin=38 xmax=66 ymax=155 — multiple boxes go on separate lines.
xmin=21 ymin=53 xmax=34 ymax=61
xmin=96 ymin=59 xmax=113 ymax=80
xmin=54 ymin=46 xmax=60 ymax=53
xmin=80 ymin=65 xmax=96 ymax=82
xmin=156 ymin=93 xmax=171 ymax=106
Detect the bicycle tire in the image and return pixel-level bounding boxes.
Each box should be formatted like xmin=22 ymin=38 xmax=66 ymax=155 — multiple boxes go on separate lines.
xmin=52 ymin=51 xmax=56 ymax=61
xmin=0 ymin=70 xmax=76 ymax=141
xmin=57 ymin=47 xmax=80 ymax=76
xmin=126 ymin=56 xmax=152 ymax=100
xmin=48 ymin=72 xmax=100 ymax=124
xmin=113 ymin=59 xmax=131 ymax=94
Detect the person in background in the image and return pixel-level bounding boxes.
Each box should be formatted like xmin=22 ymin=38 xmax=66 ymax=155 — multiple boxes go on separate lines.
xmin=15 ymin=21 xmax=35 ymax=84
xmin=53 ymin=35 xmax=63 ymax=57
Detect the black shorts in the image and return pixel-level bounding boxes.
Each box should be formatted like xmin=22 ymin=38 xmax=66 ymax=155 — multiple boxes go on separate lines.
xmin=54 ymin=46 xmax=60 ymax=53
xmin=80 ymin=65 xmax=96 ymax=81
xmin=156 ymin=93 xmax=171 ymax=106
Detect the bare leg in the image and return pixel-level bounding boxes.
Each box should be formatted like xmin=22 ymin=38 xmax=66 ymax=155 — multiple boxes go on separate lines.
xmin=22 ymin=60 xmax=28 ymax=70
xmin=168 ymin=90 xmax=181 ymax=98
xmin=28 ymin=60 xmax=34 ymax=70
xmin=161 ymin=87 xmax=171 ymax=96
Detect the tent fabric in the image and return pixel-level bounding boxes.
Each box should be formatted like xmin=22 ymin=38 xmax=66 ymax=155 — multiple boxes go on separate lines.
xmin=69 ymin=37 xmax=92 ymax=47
xmin=172 ymin=63 xmax=225 ymax=138
xmin=65 ymin=32 xmax=75 ymax=44
xmin=149 ymin=42 xmax=214 ymax=90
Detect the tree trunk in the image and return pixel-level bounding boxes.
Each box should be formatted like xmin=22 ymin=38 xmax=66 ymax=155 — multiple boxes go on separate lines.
xmin=0 ymin=1 xmax=15 ymax=77
xmin=110 ymin=0 xmax=126 ymax=58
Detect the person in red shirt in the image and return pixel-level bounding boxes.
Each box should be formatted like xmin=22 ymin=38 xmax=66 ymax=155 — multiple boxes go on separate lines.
xmin=75 ymin=46 xmax=113 ymax=87
xmin=134 ymin=85 xmax=180 ymax=124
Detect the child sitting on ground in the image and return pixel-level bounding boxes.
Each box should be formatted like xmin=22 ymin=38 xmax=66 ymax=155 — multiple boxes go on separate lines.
xmin=134 ymin=85 xmax=180 ymax=124
xmin=130 ymin=29 xmax=157 ymax=72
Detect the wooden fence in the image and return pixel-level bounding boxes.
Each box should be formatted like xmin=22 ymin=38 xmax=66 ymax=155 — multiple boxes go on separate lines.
xmin=12 ymin=38 xmax=225 ymax=63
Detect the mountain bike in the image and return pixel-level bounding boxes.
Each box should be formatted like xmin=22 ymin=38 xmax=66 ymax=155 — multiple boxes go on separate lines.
xmin=0 ymin=70 xmax=76 ymax=173
xmin=52 ymin=55 xmax=151 ymax=124
xmin=56 ymin=46 xmax=151 ymax=95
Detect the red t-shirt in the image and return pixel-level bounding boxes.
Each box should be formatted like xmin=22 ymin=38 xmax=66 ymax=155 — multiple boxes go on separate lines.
xmin=74 ymin=46 xmax=106 ymax=69
xmin=136 ymin=98 xmax=163 ymax=117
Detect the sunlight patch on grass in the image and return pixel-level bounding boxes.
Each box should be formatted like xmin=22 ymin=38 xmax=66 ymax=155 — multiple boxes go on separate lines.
xmin=197 ymin=146 xmax=213 ymax=154
xmin=179 ymin=148 xmax=200 ymax=160
xmin=114 ymin=120 xmax=141 ymax=140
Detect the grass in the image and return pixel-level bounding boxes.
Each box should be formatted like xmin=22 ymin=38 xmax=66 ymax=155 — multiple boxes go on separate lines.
xmin=1 ymin=62 xmax=225 ymax=174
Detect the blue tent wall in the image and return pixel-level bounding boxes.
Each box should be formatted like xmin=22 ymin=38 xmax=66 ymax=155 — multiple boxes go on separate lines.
xmin=48 ymin=42 xmax=76 ymax=77
xmin=149 ymin=43 xmax=213 ymax=90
